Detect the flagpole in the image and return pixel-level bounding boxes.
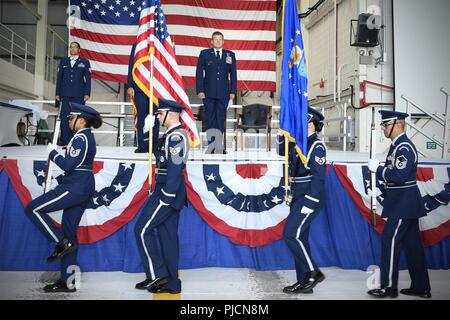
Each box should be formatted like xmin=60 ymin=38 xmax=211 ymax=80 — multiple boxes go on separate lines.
xmin=284 ymin=135 xmax=290 ymax=201
xmin=45 ymin=1 xmax=70 ymax=191
xmin=44 ymin=103 xmax=62 ymax=193
xmin=148 ymin=47 xmax=155 ymax=195
xmin=68 ymin=0 xmax=72 ymax=53
xmin=280 ymin=0 xmax=290 ymax=201
xmin=370 ymin=107 xmax=377 ymax=226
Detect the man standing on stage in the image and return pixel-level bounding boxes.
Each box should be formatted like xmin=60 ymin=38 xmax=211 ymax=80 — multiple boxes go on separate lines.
xmin=367 ymin=110 xmax=431 ymax=299
xmin=55 ymin=41 xmax=91 ymax=146
xmin=127 ymin=43 xmax=160 ymax=154
xmin=196 ymin=31 xmax=237 ymax=154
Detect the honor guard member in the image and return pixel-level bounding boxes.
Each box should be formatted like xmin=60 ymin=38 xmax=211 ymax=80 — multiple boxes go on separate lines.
xmin=134 ymin=99 xmax=188 ymax=294
xmin=127 ymin=43 xmax=160 ymax=153
xmin=367 ymin=110 xmax=431 ymax=298
xmin=195 ymin=31 xmax=237 ymax=154
xmin=278 ymin=107 xmax=326 ymax=294
xmin=55 ymin=41 xmax=91 ymax=146
xmin=24 ymin=103 xmax=102 ymax=293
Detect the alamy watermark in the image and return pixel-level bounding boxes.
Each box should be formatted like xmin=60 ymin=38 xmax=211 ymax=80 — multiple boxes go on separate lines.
xmin=366 ymin=265 xmax=381 ymax=290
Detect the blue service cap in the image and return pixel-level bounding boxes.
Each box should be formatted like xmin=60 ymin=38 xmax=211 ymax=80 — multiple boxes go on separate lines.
xmin=69 ymin=102 xmax=100 ymax=119
xmin=157 ymin=99 xmax=185 ymax=113
xmin=379 ymin=110 xmax=409 ymax=125
xmin=307 ymin=107 xmax=324 ymax=122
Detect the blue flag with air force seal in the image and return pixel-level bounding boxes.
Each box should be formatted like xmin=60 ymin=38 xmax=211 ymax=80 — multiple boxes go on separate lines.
xmin=280 ymin=0 xmax=308 ymax=160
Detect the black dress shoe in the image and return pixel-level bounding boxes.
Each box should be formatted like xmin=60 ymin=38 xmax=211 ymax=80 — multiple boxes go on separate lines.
xmin=149 ymin=287 xmax=181 ymax=294
xmin=136 ymin=279 xmax=155 ymax=290
xmin=43 ymin=280 xmax=76 ymax=293
xmin=294 ymin=269 xmax=325 ymax=292
xmin=134 ymin=148 xmax=147 ymax=153
xmin=145 ymin=277 xmax=170 ymax=291
xmin=47 ymin=238 xmax=77 ymax=263
xmin=400 ymin=288 xmax=432 ymax=299
xmin=283 ymin=282 xmax=313 ymax=294
xmin=283 ymin=281 xmax=300 ymax=291
xmin=368 ymin=287 xmax=398 ymax=298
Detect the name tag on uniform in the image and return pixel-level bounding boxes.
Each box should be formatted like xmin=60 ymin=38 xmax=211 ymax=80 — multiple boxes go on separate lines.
xmin=78 ymin=63 xmax=85 ymax=68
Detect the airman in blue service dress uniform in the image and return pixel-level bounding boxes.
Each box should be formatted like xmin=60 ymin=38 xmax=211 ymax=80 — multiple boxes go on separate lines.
xmin=367 ymin=110 xmax=431 ymax=299
xmin=24 ymin=103 xmax=102 ymax=293
xmin=127 ymin=43 xmax=160 ymax=153
xmin=134 ymin=99 xmax=188 ymax=294
xmin=196 ymin=31 xmax=237 ymax=153
xmin=55 ymin=41 xmax=91 ymax=146
xmin=278 ymin=107 xmax=327 ymax=294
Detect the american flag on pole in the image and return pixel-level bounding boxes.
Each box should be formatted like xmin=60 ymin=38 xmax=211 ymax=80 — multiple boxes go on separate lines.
xmin=69 ymin=0 xmax=276 ymax=91
xmin=132 ymin=0 xmax=199 ymax=146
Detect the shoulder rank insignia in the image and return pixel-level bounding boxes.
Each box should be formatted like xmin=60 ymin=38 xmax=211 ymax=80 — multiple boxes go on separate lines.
xmin=395 ymin=155 xmax=408 ymax=169
xmin=315 ymin=156 xmax=325 ymax=165
xmin=170 ymin=146 xmax=181 ymax=156
xmin=69 ymin=148 xmax=81 ymax=158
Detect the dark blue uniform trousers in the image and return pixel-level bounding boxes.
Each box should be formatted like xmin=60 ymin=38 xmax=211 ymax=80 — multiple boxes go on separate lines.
xmin=283 ymin=198 xmax=319 ymax=282
xmin=134 ymin=197 xmax=181 ymax=291
xmin=135 ymin=90 xmax=160 ymax=151
xmin=24 ymin=185 xmax=90 ymax=281
xmin=380 ymin=218 xmax=430 ymax=291
xmin=59 ymin=97 xmax=84 ymax=146
xmin=203 ymin=97 xmax=228 ymax=147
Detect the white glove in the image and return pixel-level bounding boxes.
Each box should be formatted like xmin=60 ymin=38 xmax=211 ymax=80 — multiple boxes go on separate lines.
xmin=46 ymin=143 xmax=56 ymax=155
xmin=300 ymin=206 xmax=314 ymax=214
xmin=367 ymin=159 xmax=379 ymax=172
xmin=143 ymin=115 xmax=155 ymax=134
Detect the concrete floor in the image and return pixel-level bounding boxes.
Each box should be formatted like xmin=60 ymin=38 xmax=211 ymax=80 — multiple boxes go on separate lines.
xmin=0 ymin=267 xmax=449 ymax=300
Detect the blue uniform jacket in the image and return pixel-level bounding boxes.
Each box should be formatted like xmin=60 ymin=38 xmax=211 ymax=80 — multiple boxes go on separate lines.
xmin=127 ymin=43 xmax=143 ymax=93
xmin=55 ymin=57 xmax=91 ymax=98
xmin=278 ymin=133 xmax=327 ymax=211
xmin=153 ymin=124 xmax=188 ymax=210
xmin=376 ymin=133 xmax=425 ymax=219
xmin=195 ymin=48 xmax=237 ymax=99
xmin=49 ymin=128 xmax=96 ymax=194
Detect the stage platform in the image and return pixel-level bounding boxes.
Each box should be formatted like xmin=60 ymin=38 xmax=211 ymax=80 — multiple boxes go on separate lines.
xmin=2 ymin=145 xmax=449 ymax=163
xmin=0 ymin=146 xmax=449 ymax=289
xmin=1 ymin=268 xmax=450 ymax=300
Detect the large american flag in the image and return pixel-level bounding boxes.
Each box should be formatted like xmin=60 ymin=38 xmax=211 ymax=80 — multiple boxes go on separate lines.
xmin=132 ymin=0 xmax=199 ymax=145
xmin=69 ymin=0 xmax=276 ymax=91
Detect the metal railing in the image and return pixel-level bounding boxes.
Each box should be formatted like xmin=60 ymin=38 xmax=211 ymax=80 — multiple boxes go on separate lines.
xmin=0 ymin=22 xmax=35 ymax=73
xmin=20 ymin=100 xmax=354 ymax=151
xmin=0 ymin=22 xmax=59 ymax=84
xmin=26 ymin=100 xmax=133 ymax=147
xmin=315 ymin=99 xmax=354 ymax=151
xmin=401 ymin=88 xmax=450 ymax=159
xmin=22 ymin=100 xmax=355 ymax=151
